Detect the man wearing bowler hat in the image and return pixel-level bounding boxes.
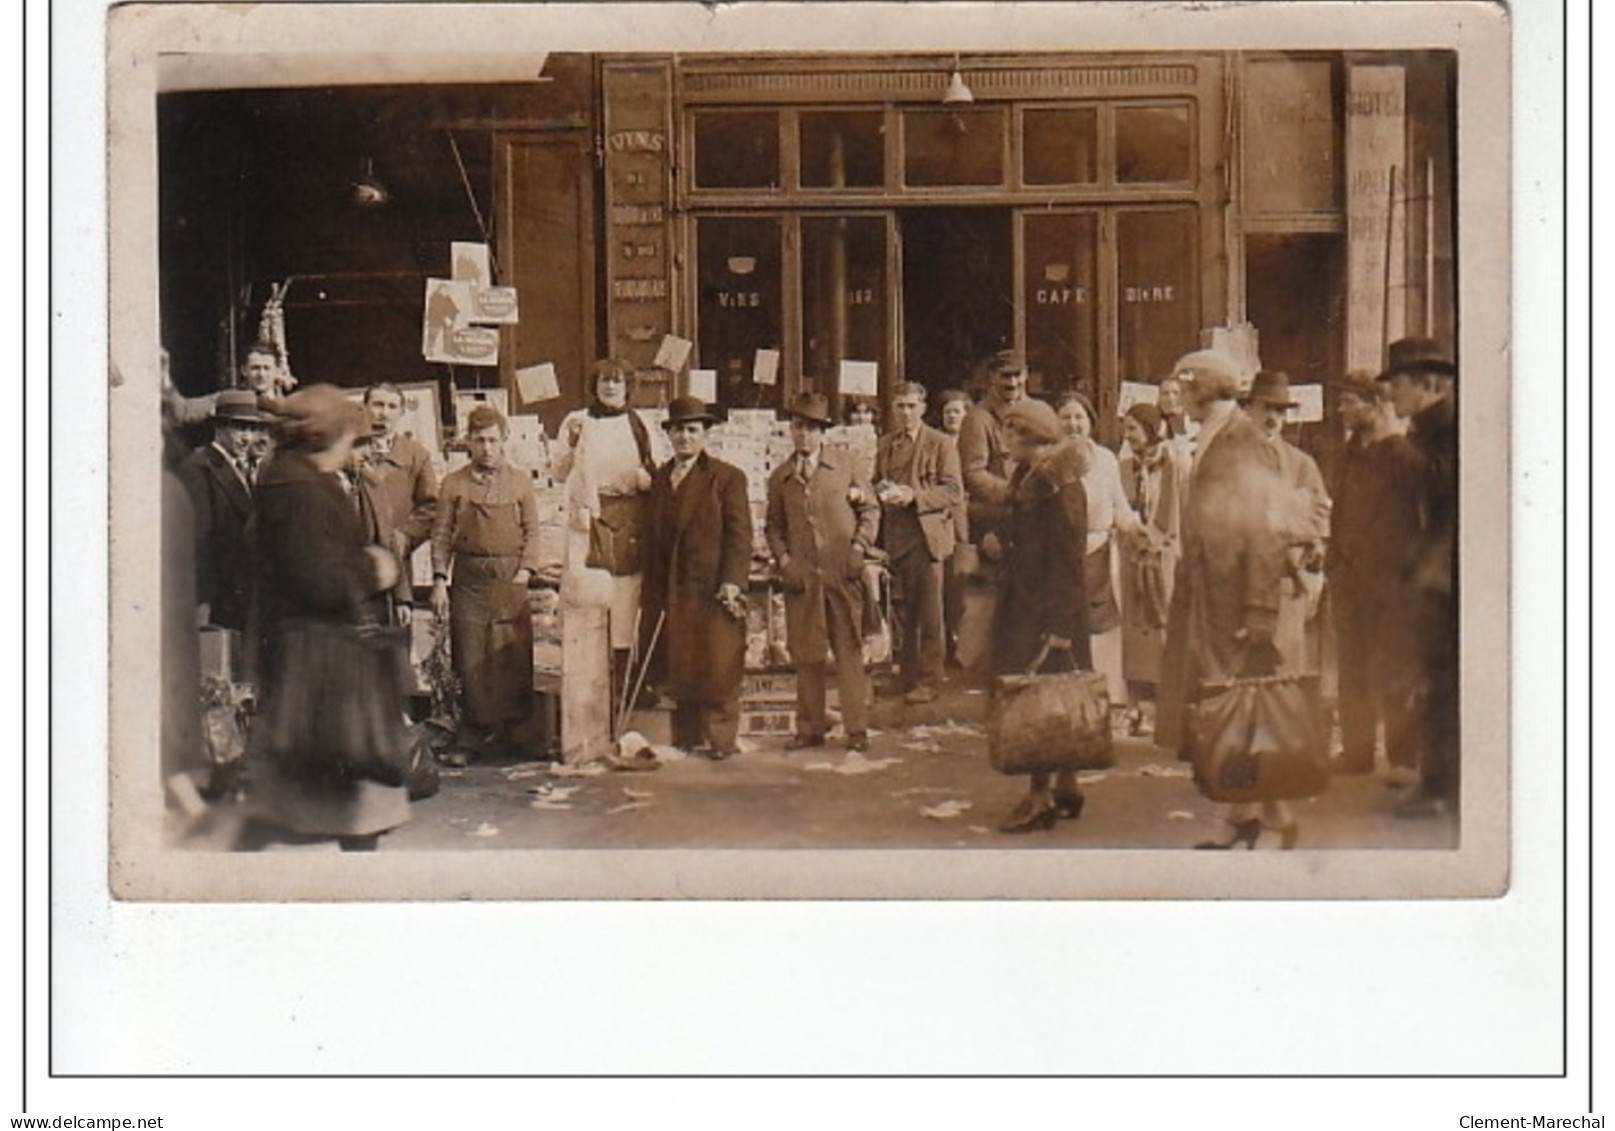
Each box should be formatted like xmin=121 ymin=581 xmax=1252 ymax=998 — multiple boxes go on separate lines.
xmin=178 ymin=388 xmax=274 ymax=633
xmin=1376 ymin=337 xmax=1459 ymax=818
xmin=1240 ymin=370 xmax=1331 ymax=674
xmin=641 ymin=396 xmax=754 ymax=759
xmin=766 ymin=392 xmax=881 ymax=753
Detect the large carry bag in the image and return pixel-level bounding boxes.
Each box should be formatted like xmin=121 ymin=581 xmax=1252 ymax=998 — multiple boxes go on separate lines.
xmin=1188 ymin=673 xmax=1330 ymax=803
xmin=988 ymin=644 xmax=1114 ymax=776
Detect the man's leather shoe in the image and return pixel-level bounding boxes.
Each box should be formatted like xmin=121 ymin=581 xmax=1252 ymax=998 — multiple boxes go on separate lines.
xmin=845 ymin=732 xmax=869 ymax=754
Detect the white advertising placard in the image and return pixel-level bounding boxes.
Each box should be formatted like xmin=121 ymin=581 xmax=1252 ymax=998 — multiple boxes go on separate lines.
xmin=752 ymin=348 xmax=780 ymax=386
xmin=1290 ymin=383 xmax=1325 ymax=423
xmin=516 ymin=362 xmax=561 ymax=403
xmin=1118 ymin=381 xmax=1159 ymax=416
xmin=471 ymin=285 xmax=519 ymax=324
xmin=653 ymin=334 xmax=694 ymax=373
xmin=687 ymin=368 xmax=717 ymax=403
xmin=423 ymin=279 xmax=498 ymax=365
xmin=838 ymin=359 xmax=878 ymax=398
xmin=450 ymin=241 xmax=492 ymax=289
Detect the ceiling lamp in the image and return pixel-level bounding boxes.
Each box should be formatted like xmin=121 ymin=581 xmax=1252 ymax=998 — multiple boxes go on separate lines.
xmin=942 ymin=56 xmax=975 ymax=105
xmin=350 ymin=157 xmax=390 ymax=208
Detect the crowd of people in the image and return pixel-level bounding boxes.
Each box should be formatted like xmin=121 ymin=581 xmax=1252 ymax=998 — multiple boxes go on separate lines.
xmin=161 ymin=334 xmax=1460 ymax=850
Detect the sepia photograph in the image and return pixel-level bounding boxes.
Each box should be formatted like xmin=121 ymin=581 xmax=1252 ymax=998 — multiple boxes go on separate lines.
xmin=103 ymin=1 xmax=1511 ymax=903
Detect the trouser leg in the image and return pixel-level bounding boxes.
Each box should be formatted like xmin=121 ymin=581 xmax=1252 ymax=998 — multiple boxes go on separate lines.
xmin=795 ymin=661 xmax=828 ymax=737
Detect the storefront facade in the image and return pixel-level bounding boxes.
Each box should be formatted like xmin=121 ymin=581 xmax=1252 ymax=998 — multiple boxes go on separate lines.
xmin=160 ymin=50 xmax=1455 ymax=438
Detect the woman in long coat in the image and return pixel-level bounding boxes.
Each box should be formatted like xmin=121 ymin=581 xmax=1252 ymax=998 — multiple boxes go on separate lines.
xmin=991 ymin=399 xmax=1093 ymax=833
xmin=1116 ymin=402 xmax=1187 ymax=736
xmin=641 ymin=397 xmax=754 ymax=758
xmin=245 ymin=385 xmax=411 ymax=850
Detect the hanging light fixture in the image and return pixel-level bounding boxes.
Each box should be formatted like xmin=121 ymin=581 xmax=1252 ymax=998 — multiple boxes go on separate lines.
xmin=941 ymin=54 xmax=975 ymax=105
xmin=350 ymin=157 xmax=390 ymax=208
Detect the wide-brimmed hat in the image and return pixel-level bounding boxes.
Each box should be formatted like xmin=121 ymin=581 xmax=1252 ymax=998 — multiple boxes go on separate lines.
xmin=663 ymin=395 xmax=717 ymax=428
xmin=1240 ymin=370 xmax=1299 ymax=409
xmin=213 ymin=388 xmax=272 ymax=426
xmin=1170 ymin=349 xmax=1243 ymax=392
xmin=785 ymin=392 xmax=833 ymax=427
xmin=1376 ymin=337 xmax=1457 ymax=383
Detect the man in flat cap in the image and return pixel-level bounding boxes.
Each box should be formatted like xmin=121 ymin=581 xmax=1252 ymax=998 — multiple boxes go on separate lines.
xmin=766 ymin=392 xmax=881 ymax=753
xmin=641 ymin=396 xmax=753 ymax=759
xmin=956 ymin=350 xmax=1028 ymax=567
xmin=1325 ymin=370 xmax=1423 ymax=782
xmin=1377 ymin=337 xmax=1459 ymax=817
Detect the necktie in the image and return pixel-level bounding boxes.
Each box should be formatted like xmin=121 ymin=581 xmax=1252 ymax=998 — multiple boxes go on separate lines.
xmin=671 ymin=458 xmax=693 ymax=491
xmin=797 ymin=453 xmax=813 ymax=482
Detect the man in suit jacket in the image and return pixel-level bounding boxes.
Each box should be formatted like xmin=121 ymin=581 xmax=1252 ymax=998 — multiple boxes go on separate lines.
xmin=642 ymin=396 xmax=754 ymax=759
xmin=875 ymin=382 xmax=963 ymax=704
xmin=363 ymin=383 xmax=440 ymax=600
xmin=177 ymin=388 xmax=273 ymax=633
xmin=766 ymin=393 xmax=881 ymax=752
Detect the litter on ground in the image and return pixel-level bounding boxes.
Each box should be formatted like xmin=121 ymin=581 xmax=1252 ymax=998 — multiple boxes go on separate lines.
xmin=527 ymin=783 xmax=582 ymax=800
xmin=1138 ymin=763 xmax=1193 ymax=779
xmin=1076 ymin=771 xmax=1109 ymax=785
xmin=622 ymin=787 xmax=654 ymax=800
xmin=919 ymin=799 xmax=973 ymax=819
xmin=967 ymin=825 xmax=992 ymax=835
xmin=1166 ymin=810 xmax=1197 ymax=821
xmin=529 ymin=800 xmax=573 ymax=811
xmin=804 ymin=754 xmax=903 ymax=775
xmin=547 ymin=762 xmax=609 ymax=778
xmin=468 ymin=822 xmax=500 ymax=837
xmin=605 ymin=800 xmax=652 ymax=815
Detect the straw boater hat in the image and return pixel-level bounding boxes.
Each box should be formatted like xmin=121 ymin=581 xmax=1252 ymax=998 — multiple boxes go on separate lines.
xmin=1240 ymin=370 xmax=1299 ymax=409
xmin=662 ymin=394 xmax=717 ymax=428
xmin=1376 ymin=337 xmax=1457 ymax=383
xmin=786 ymin=392 xmax=834 ymax=427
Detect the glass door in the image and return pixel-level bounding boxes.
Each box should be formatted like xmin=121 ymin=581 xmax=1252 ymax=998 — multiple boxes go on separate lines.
xmin=799 ymin=214 xmax=894 ymax=407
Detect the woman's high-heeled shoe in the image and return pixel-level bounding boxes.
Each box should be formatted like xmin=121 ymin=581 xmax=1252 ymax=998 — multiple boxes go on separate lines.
xmin=1268 ymin=821 xmax=1300 ymax=850
xmin=999 ymin=794 xmax=1059 ymax=834
xmin=1195 ymin=818 xmax=1263 ymax=850
xmin=1052 ymin=787 xmax=1086 ymax=820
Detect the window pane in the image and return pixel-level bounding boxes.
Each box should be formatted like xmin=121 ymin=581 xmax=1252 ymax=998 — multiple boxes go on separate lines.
xmin=1022 ymin=213 xmax=1099 ymax=400
xmin=693 ymin=111 xmax=780 ymax=189
xmin=903 ymin=108 xmax=1005 ymax=187
xmin=800 ymin=111 xmax=885 ymax=189
xmin=1022 ymin=107 xmax=1098 ymax=185
xmin=1116 ymin=209 xmax=1197 ymax=385
xmin=1116 ymin=104 xmax=1193 ymax=184
xmin=801 ymin=217 xmax=888 ymax=399
xmin=1243 ymin=60 xmax=1339 ymax=213
xmin=697 ymin=217 xmax=783 ymax=409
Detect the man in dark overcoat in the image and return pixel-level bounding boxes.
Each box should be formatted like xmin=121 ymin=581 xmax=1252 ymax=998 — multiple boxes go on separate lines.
xmin=642 ymin=396 xmax=754 ymax=759
xmin=766 ymin=393 xmax=881 ymax=753
xmin=177 ymin=388 xmax=274 ymax=633
xmin=1154 ymin=350 xmax=1288 ymax=755
xmin=875 ymin=382 xmax=963 ymax=705
xmin=1377 ymin=337 xmax=1459 ymax=818
xmin=363 ymin=383 xmax=440 ymax=608
xmin=1324 ymin=370 xmax=1423 ymax=779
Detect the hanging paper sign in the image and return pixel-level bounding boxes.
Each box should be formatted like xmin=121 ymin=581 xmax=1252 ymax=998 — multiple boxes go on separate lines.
xmin=454 ymin=388 xmax=511 ymax=435
xmin=752 ymin=348 xmax=780 ymax=387
xmin=838 ymin=359 xmax=879 ymax=398
xmin=423 ymin=279 xmax=475 ymax=364
xmin=516 ymin=362 xmax=561 ymax=403
xmin=472 ymin=286 xmax=520 ymax=324
xmin=653 ymin=333 xmax=694 ymax=372
xmin=687 ymin=368 xmax=717 ymax=403
xmin=1290 ymin=384 xmax=1325 ymax=423
xmin=1118 ymin=381 xmax=1159 ymax=416
xmin=448 ymin=326 xmax=500 ymax=366
xmin=451 ymin=242 xmax=492 ymax=289
xmin=505 ymin=415 xmax=549 ymax=473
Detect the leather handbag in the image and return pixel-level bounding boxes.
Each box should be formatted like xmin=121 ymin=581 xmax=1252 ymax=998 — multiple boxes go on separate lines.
xmin=1187 ymin=673 xmax=1330 ymax=803
xmin=253 ymin=618 xmax=414 ymax=786
xmin=988 ymin=643 xmax=1114 ymax=776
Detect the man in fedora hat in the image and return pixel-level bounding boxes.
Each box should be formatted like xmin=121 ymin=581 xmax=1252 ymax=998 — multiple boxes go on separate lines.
xmin=1377 ymin=337 xmax=1459 ymax=817
xmin=1240 ymin=370 xmax=1331 ymax=674
xmin=1325 ymin=370 xmax=1423 ymax=781
xmin=641 ymin=396 xmax=753 ymax=759
xmin=178 ymin=388 xmax=274 ymax=633
xmin=765 ymin=392 xmax=881 ymax=752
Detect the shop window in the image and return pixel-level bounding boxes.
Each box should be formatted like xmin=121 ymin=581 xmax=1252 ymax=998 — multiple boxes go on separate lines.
xmin=1116 ymin=208 xmax=1197 ymax=383
xmin=1022 ymin=107 xmax=1099 ymax=185
xmin=1243 ymin=59 xmax=1340 ymax=214
xmin=696 ymin=216 xmax=784 ymax=408
xmin=902 ymin=108 xmax=1006 ymax=187
xmin=1115 ymin=103 xmax=1193 ymax=184
xmin=693 ymin=111 xmax=781 ymax=190
xmin=1021 ymin=212 xmax=1099 ymax=398
xmin=801 ymin=216 xmax=888 ymax=395
xmin=799 ymin=111 xmax=885 ymax=189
